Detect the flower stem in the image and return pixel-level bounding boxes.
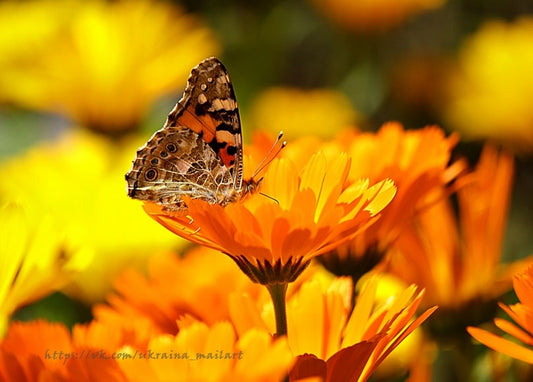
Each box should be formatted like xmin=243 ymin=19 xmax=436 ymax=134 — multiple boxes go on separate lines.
xmin=267 ymin=282 xmax=288 ymax=337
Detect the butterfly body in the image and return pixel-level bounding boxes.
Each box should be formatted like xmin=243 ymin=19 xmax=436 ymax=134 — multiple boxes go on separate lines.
xmin=126 ymin=57 xmax=253 ymax=211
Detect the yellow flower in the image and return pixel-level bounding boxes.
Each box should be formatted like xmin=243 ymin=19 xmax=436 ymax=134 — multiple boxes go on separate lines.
xmin=309 ymin=0 xmax=445 ymax=32
xmin=0 ymin=130 xmax=184 ymax=302
xmin=444 ymin=17 xmax=533 ymax=152
xmin=0 ymin=204 xmax=88 ymax=337
xmin=468 ymin=265 xmax=533 ymax=364
xmin=248 ymin=87 xmax=359 ymax=139
xmin=143 ymin=149 xmax=396 ymax=285
xmin=119 ymin=321 xmax=294 ymax=382
xmin=0 ymin=0 xmax=219 ymax=132
xmin=232 ymin=274 xmax=435 ymax=381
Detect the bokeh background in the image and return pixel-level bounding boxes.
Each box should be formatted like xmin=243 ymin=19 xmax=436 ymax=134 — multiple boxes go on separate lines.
xmin=1 ymin=0 xmax=532 ymax=381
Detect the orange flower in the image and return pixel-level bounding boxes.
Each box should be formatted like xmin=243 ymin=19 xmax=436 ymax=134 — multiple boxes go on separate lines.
xmin=227 ymin=273 xmax=435 ymax=381
xmin=285 ymin=278 xmax=435 ymax=381
xmin=143 ymin=150 xmax=396 ymax=285
xmin=468 ymin=265 xmax=533 ymax=364
xmin=93 ymin=247 xmax=265 ymax=335
xmin=388 ymin=145 xmax=532 ymax=329
xmin=308 ymin=0 xmax=445 ymax=32
xmin=0 ymin=319 xmax=293 ymax=382
xmin=0 ymin=320 xmax=73 ymax=381
xmin=319 ymin=123 xmax=463 ymax=281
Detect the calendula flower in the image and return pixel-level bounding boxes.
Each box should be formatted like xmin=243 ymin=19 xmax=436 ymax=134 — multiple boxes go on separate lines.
xmin=142 ymin=144 xmax=395 ymax=337
xmin=0 ymin=0 xmax=219 ymax=132
xmin=309 ymin=0 xmax=445 ymax=32
xmin=389 ymin=145 xmax=531 ymax=334
xmin=468 ymin=265 xmax=533 ymax=364
xmin=0 ymin=204 xmax=87 ymax=337
xmin=119 ymin=321 xmax=294 ymax=382
xmin=0 ymin=320 xmax=74 ymax=381
xmin=0 ymin=319 xmax=294 ymax=382
xmin=0 ymin=130 xmax=184 ymax=302
xmin=94 ymin=247 xmax=265 ymax=335
xmin=250 ymin=276 xmax=432 ymax=381
xmin=444 ymin=17 xmax=533 ymax=152
xmin=319 ymin=123 xmax=463 ymax=282
xmin=143 ymin=152 xmax=396 ymax=286
xmin=249 ymin=87 xmax=360 ymax=139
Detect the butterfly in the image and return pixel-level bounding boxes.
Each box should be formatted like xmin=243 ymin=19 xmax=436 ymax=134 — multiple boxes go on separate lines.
xmin=126 ymin=57 xmax=281 ymax=211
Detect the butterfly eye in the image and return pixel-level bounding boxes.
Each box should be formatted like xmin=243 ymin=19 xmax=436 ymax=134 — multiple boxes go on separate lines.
xmin=145 ymin=168 xmax=158 ymax=181
xmin=166 ymin=143 xmax=177 ymax=153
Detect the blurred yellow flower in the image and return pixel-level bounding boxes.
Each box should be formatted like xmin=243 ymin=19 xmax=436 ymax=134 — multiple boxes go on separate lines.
xmin=445 ymin=17 xmax=533 ymax=152
xmin=120 ymin=321 xmax=294 ymax=382
xmin=468 ymin=265 xmax=533 ymax=364
xmin=0 ymin=204 xmax=88 ymax=337
xmin=309 ymin=0 xmax=445 ymax=32
xmin=0 ymin=130 xmax=184 ymax=302
xmin=0 ymin=0 xmax=219 ymax=132
xmin=248 ymin=87 xmax=359 ymax=139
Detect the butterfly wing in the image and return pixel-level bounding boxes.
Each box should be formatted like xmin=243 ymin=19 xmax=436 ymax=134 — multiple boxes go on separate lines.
xmin=125 ymin=57 xmax=243 ymax=210
xmin=165 ymin=57 xmax=243 ymax=190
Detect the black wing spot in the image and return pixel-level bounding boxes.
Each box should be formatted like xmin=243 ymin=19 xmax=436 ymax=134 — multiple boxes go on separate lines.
xmin=227 ymin=145 xmax=237 ymax=155
xmin=145 ymin=168 xmax=158 ymax=181
xmin=166 ymin=143 xmax=177 ymax=153
xmin=160 ymin=151 xmax=168 ymax=158
xmin=150 ymin=158 xmax=160 ymax=165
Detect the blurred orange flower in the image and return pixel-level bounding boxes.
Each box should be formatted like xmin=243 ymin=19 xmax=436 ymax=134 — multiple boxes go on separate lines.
xmin=94 ymin=247 xmax=265 ymax=335
xmin=0 ymin=319 xmax=294 ymax=382
xmin=143 ymin=150 xmax=396 ymax=285
xmin=309 ymin=0 xmax=445 ymax=32
xmin=389 ymin=146 xmax=531 ymax=325
xmin=468 ymin=265 xmax=533 ymax=364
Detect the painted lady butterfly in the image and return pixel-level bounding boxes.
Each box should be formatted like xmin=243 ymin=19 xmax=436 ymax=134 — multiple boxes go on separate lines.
xmin=126 ymin=57 xmax=274 ymax=211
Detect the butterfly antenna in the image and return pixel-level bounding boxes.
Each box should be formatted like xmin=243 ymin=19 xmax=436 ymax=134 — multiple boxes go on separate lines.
xmin=251 ymin=131 xmax=287 ymax=180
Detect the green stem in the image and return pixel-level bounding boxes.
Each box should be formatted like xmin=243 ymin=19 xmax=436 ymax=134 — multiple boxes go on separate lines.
xmin=267 ymin=282 xmax=289 ymax=337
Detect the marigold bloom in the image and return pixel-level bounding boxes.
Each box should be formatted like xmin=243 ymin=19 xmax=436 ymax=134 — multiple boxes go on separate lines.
xmin=389 ymin=145 xmax=531 ymax=328
xmin=0 ymin=319 xmax=294 ymax=382
xmin=468 ymin=265 xmax=533 ymax=364
xmin=94 ymin=247 xmax=265 ymax=335
xmin=319 ymin=123 xmax=463 ymax=281
xmin=0 ymin=131 xmax=184 ymax=302
xmin=0 ymin=0 xmax=219 ymax=132
xmin=444 ymin=17 xmax=533 ymax=152
xmin=309 ymin=0 xmax=445 ymax=32
xmin=249 ymin=87 xmax=359 ymax=139
xmin=0 ymin=320 xmax=74 ymax=381
xmin=119 ymin=321 xmax=294 ymax=382
xmin=0 ymin=204 xmax=86 ymax=337
xmin=143 ymin=151 xmax=396 ymax=285
xmin=254 ymin=276 xmax=434 ymax=381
